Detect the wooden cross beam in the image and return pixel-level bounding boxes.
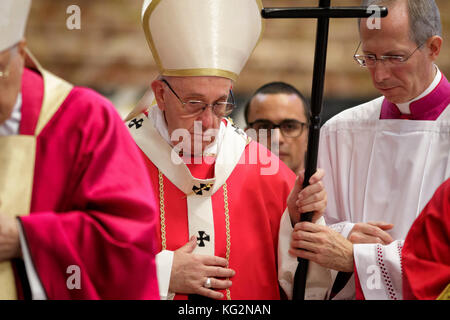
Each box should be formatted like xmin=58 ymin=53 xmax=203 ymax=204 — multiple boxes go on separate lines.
xmin=262 ymin=0 xmax=388 ymax=301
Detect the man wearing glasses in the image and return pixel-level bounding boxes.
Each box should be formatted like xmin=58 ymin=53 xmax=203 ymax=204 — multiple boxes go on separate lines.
xmin=289 ymin=0 xmax=449 ymax=300
xmin=245 ymin=82 xmax=310 ymax=174
xmin=126 ymin=0 xmax=331 ymax=300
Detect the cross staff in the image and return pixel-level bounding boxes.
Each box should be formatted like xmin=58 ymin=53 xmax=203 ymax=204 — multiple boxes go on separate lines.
xmin=262 ymin=0 xmax=388 ymax=300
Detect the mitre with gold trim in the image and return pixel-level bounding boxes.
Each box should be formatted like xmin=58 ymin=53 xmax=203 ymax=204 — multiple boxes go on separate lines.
xmin=141 ymin=0 xmax=264 ymax=82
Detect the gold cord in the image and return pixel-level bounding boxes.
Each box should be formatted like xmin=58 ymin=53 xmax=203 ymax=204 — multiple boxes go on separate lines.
xmin=158 ymin=169 xmax=231 ymax=300
xmin=158 ymin=170 xmax=167 ymax=251
xmin=223 ymin=183 xmax=231 ymax=300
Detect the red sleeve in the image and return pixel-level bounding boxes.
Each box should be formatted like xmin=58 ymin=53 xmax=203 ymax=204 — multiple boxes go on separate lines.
xmin=402 ymin=178 xmax=450 ymax=300
xmin=19 ymin=87 xmax=159 ymax=299
xmin=354 ymin=262 xmax=366 ymax=300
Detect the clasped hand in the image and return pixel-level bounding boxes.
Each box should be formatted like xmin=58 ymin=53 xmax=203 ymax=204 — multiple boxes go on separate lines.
xmin=169 ymin=236 xmax=235 ymax=300
xmin=290 ymin=219 xmax=394 ymax=272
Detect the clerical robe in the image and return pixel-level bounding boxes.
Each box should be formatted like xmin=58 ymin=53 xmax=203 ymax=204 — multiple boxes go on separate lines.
xmin=127 ymin=106 xmax=331 ymax=300
xmin=402 ymin=178 xmax=450 ymax=300
xmin=11 ymin=68 xmax=159 ymax=299
xmin=319 ymin=67 xmax=450 ymax=300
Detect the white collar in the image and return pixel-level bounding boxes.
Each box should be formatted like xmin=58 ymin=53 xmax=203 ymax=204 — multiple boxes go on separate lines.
xmin=149 ymin=105 xmax=226 ymax=157
xmin=397 ymin=65 xmax=442 ymax=114
xmin=0 ymin=93 xmax=22 ymax=136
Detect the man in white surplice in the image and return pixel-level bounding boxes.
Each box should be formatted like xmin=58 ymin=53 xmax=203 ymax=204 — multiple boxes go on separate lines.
xmin=289 ymin=0 xmax=449 ymax=300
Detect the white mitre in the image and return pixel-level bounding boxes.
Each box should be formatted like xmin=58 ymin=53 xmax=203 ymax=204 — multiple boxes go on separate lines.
xmin=0 ymin=0 xmax=31 ymax=52
xmin=141 ymin=0 xmax=263 ymax=81
xmin=125 ymin=0 xmax=263 ymax=120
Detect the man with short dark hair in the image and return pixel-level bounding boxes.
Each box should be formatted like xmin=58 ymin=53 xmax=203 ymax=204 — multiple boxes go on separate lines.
xmin=289 ymin=0 xmax=449 ymax=300
xmin=245 ymin=82 xmax=310 ymax=173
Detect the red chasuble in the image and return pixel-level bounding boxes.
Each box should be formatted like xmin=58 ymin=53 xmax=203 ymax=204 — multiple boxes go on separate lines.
xmin=142 ymin=141 xmax=295 ymax=300
xmin=402 ymin=179 xmax=450 ymax=300
xmin=16 ymin=68 xmax=159 ymax=299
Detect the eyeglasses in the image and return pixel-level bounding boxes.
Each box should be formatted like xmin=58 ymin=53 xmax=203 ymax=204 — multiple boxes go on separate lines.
xmin=247 ymin=119 xmax=308 ymax=138
xmin=353 ymin=41 xmax=424 ymax=67
xmin=161 ymin=79 xmax=235 ymax=118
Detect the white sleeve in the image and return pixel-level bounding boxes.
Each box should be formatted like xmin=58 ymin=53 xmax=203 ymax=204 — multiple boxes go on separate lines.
xmin=353 ymin=240 xmax=404 ymax=300
xmin=17 ymin=220 xmax=47 ymax=300
xmin=278 ymin=210 xmax=332 ymax=300
xmin=155 ymin=250 xmax=175 ymax=300
xmin=329 ymin=221 xmax=355 ymax=239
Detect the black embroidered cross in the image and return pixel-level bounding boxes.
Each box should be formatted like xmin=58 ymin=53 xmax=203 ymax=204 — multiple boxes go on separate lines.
xmin=128 ymin=118 xmax=144 ymax=129
xmin=197 ymin=231 xmax=210 ymax=247
xmin=192 ymin=183 xmax=213 ymax=196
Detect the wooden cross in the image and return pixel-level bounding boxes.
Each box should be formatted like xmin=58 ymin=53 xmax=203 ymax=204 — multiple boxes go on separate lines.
xmin=262 ymin=0 xmax=388 ymax=300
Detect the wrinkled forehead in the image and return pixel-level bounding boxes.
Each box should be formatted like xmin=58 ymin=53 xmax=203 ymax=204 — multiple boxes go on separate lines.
xmin=165 ymin=75 xmax=233 ymax=95
xmin=165 ymin=75 xmax=233 ymax=85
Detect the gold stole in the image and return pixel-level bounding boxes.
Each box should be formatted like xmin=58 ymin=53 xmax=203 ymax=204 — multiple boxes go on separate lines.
xmin=0 ymin=51 xmax=73 ymax=299
xmin=437 ymin=283 xmax=450 ymax=300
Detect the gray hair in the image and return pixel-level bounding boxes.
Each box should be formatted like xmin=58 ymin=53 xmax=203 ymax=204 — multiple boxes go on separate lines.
xmin=360 ymin=0 xmax=442 ymax=45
